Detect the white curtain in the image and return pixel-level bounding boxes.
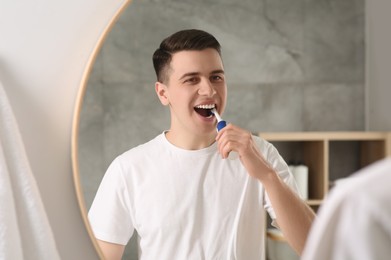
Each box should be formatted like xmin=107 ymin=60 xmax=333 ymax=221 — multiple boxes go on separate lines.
xmin=0 ymin=81 xmax=60 ymax=260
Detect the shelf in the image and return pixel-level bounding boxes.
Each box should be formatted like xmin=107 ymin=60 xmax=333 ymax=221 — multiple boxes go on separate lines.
xmin=259 ymin=131 xmax=391 ymax=203
xmin=260 ymin=131 xmax=390 ymax=141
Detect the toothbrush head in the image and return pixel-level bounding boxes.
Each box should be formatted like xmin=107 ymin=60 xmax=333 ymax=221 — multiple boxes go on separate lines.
xmin=211 ymin=108 xmax=223 ymax=122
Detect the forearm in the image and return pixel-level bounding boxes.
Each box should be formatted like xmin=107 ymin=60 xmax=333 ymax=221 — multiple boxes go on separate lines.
xmin=261 ymin=171 xmax=316 ymax=255
xmin=97 ymin=239 xmax=125 ymax=260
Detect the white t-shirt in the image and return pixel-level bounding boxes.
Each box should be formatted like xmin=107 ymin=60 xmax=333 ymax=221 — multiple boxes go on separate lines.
xmin=88 ymin=133 xmax=297 ymax=260
xmin=302 ymin=158 xmax=391 ymax=260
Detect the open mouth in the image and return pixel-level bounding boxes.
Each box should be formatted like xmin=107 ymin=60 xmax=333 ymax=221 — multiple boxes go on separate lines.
xmin=194 ymin=104 xmax=215 ymax=118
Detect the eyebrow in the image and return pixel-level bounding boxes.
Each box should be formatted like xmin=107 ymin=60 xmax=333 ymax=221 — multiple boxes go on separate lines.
xmin=211 ymin=69 xmax=225 ymax=75
xmin=178 ymin=70 xmax=225 ymax=81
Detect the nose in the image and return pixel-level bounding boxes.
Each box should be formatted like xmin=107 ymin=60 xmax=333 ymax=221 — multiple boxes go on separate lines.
xmin=198 ymin=79 xmax=216 ymax=97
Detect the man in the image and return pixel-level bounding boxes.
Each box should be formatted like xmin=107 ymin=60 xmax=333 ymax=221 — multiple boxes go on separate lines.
xmin=88 ymin=29 xmax=315 ymax=259
xmin=302 ymin=157 xmax=391 ymax=260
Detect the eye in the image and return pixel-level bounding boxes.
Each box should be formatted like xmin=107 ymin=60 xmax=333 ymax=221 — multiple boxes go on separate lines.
xmin=211 ymin=75 xmax=224 ymax=82
xmin=184 ymin=77 xmax=199 ymax=84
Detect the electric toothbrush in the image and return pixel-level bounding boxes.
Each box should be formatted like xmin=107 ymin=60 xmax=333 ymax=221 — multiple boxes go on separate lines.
xmin=211 ymin=108 xmax=238 ymax=160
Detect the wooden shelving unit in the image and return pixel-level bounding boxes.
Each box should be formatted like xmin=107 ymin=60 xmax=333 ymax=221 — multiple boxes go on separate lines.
xmin=259 ymin=131 xmax=391 ymax=206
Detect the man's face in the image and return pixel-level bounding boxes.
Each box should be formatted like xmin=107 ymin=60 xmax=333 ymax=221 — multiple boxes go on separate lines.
xmin=157 ymin=48 xmax=227 ymax=137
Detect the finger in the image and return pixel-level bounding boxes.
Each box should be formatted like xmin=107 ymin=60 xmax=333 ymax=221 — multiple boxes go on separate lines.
xmin=218 ymin=135 xmax=246 ymax=159
xmin=215 ymin=123 xmax=238 ymax=138
xmin=222 ymin=141 xmax=238 ymax=158
xmin=220 ymin=132 xmax=257 ymax=159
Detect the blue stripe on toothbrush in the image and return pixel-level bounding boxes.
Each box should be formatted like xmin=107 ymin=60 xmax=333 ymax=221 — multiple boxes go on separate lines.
xmin=216 ymin=120 xmax=227 ymax=131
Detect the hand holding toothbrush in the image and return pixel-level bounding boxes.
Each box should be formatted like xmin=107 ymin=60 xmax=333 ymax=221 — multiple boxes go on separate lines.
xmin=212 ymin=108 xmax=275 ymax=180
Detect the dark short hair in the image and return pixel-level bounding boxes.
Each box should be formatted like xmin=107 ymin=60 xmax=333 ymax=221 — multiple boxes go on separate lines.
xmin=152 ymin=29 xmax=222 ymax=83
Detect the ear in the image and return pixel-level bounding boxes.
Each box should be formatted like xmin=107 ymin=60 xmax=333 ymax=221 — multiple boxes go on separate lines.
xmin=155 ymin=81 xmax=170 ymax=106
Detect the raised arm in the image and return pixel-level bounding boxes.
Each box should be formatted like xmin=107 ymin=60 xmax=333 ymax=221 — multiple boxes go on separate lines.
xmin=216 ymin=124 xmax=316 ymax=255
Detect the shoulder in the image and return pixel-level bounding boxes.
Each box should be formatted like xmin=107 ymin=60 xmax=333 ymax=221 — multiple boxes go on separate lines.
xmin=252 ymin=134 xmax=295 ymax=183
xmin=333 ymin=158 xmax=391 ymax=207
xmin=251 ymin=134 xmax=271 ymax=149
xmin=302 ymin=158 xmax=391 ymax=260
xmin=118 ymin=134 xmax=164 ymax=160
xmin=251 ymin=135 xmax=279 ymax=159
xmin=311 ymin=158 xmax=391 ymax=236
xmin=108 ymin=134 xmax=165 ymax=172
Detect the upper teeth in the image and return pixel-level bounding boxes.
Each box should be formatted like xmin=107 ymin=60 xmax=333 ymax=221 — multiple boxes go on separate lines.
xmin=195 ymin=104 xmax=215 ymax=109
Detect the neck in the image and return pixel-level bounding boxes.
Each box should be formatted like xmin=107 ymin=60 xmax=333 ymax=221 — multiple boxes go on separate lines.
xmin=165 ymin=130 xmax=216 ymax=150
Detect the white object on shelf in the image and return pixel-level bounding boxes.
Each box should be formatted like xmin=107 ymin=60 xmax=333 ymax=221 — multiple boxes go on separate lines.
xmin=290 ymin=164 xmax=309 ymax=200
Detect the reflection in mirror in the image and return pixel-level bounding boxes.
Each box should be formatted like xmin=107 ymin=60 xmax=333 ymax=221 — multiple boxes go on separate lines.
xmin=77 ymin=0 xmax=364 ymax=259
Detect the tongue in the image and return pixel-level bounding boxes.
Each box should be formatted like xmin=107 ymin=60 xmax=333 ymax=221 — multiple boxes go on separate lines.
xmin=194 ymin=108 xmax=213 ymax=117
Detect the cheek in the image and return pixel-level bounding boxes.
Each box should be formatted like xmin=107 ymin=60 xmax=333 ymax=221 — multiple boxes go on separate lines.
xmin=217 ymin=88 xmax=227 ymax=112
xmin=218 ymin=86 xmax=227 ymax=101
xmin=169 ymin=89 xmax=194 ymax=107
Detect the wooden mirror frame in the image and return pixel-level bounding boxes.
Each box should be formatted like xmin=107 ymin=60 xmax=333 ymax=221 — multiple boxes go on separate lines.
xmin=71 ymin=0 xmax=132 ymax=257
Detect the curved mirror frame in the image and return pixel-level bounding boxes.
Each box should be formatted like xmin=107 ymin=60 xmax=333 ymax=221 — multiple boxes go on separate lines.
xmin=71 ymin=0 xmax=132 ymax=257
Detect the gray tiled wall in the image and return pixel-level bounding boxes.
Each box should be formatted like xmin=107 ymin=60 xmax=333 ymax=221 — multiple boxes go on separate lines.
xmin=78 ymin=0 xmax=364 ymax=258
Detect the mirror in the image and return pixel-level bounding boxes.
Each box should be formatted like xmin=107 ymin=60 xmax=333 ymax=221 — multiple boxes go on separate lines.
xmin=75 ymin=0 xmax=365 ymax=259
